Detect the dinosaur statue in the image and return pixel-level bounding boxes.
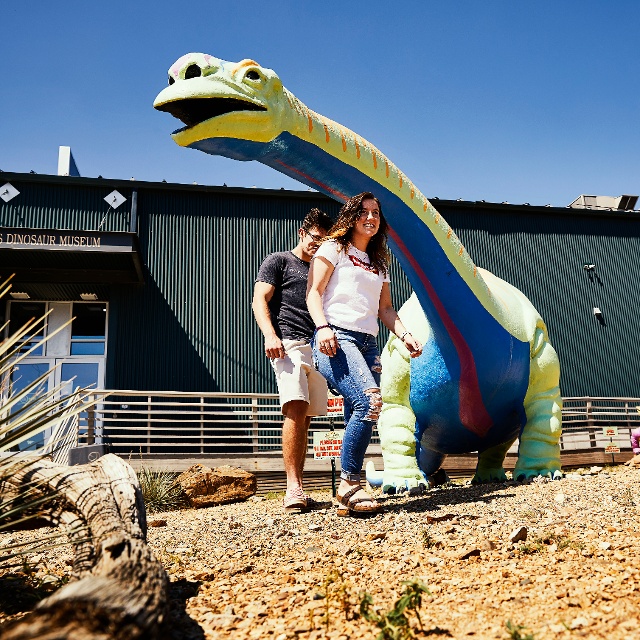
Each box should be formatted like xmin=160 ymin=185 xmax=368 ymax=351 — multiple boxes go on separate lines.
xmin=154 ymin=53 xmax=562 ymax=491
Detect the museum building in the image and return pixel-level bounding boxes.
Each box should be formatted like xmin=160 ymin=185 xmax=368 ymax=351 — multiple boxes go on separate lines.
xmin=1 ymin=165 xmax=640 ymax=458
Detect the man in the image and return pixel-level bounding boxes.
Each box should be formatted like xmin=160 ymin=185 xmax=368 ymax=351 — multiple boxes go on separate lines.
xmin=252 ymin=208 xmax=333 ymax=511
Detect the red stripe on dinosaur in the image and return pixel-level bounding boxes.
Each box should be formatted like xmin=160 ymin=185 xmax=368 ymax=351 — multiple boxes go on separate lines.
xmin=388 ymin=228 xmax=494 ymax=437
xmin=275 ymin=160 xmax=348 ymax=201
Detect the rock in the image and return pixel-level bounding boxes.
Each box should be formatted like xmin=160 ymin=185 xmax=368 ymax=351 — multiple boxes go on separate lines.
xmin=308 ymin=524 xmax=322 ymax=531
xmin=171 ymin=547 xmax=192 ymax=554
xmin=570 ymin=616 xmax=590 ymax=629
xmin=590 ymin=466 xmax=603 ymax=474
xmin=425 ymin=513 xmax=456 ymax=524
xmin=367 ymin=532 xmax=386 ymax=541
xmin=480 ymin=539 xmax=496 ymax=551
xmin=554 ymin=493 xmax=565 ymax=504
xmin=625 ymin=454 xmax=640 ymax=467
xmin=194 ymin=571 xmax=215 ymax=581
xmin=265 ymin=518 xmax=276 ymax=527
xmin=598 ymin=541 xmax=611 ymax=551
xmin=509 ymin=526 xmax=528 ymax=543
xmin=176 ymin=463 xmax=257 ymax=508
xmin=457 ymin=548 xmax=481 ymax=560
xmin=565 ymin=473 xmax=582 ymax=480
xmin=149 ymin=519 xmax=167 ymax=527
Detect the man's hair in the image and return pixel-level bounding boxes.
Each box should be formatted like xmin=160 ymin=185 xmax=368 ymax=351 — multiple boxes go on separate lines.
xmin=325 ymin=192 xmax=390 ymax=276
xmin=302 ymin=208 xmax=333 ymax=233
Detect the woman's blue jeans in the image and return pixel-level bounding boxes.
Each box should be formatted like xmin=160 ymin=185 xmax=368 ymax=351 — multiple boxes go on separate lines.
xmin=312 ymin=327 xmax=382 ymax=481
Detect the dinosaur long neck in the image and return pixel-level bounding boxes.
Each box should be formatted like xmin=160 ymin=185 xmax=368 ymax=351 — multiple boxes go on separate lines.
xmin=280 ymin=89 xmax=505 ymax=319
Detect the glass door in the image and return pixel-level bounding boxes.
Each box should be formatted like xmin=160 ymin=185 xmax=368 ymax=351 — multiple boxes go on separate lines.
xmin=56 ymin=358 xmax=105 ymax=445
xmin=8 ymin=360 xmax=55 ymax=450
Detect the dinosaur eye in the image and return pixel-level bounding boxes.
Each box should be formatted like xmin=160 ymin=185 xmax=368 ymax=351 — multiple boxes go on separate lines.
xmin=184 ymin=64 xmax=202 ymax=79
xmin=245 ymin=70 xmax=261 ymax=81
xmin=168 ymin=76 xmax=175 ymax=86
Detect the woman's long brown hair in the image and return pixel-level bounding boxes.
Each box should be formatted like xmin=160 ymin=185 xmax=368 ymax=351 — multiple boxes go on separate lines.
xmin=324 ymin=192 xmax=390 ymax=276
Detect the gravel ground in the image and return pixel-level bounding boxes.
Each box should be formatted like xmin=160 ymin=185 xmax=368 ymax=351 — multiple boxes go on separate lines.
xmin=1 ymin=465 xmax=640 ymax=640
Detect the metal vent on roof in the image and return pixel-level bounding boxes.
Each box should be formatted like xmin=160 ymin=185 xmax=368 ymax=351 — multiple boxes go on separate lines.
xmin=569 ymin=194 xmax=638 ymax=211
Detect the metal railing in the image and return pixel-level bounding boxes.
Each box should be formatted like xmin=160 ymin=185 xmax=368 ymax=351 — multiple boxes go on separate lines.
xmin=560 ymin=397 xmax=640 ymax=450
xmin=77 ymin=390 xmax=354 ymax=458
xmin=72 ymin=392 xmax=640 ymax=458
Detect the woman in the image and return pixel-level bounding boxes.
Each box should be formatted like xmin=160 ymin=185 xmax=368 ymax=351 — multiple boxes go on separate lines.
xmin=307 ymin=192 xmax=422 ymax=516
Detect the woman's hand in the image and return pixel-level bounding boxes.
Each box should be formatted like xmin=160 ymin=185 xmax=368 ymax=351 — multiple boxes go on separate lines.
xmin=317 ymin=326 xmax=339 ymax=357
xmin=403 ymin=333 xmax=423 ymax=358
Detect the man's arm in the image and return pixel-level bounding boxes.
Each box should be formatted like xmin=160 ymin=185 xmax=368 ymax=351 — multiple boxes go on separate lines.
xmin=252 ymin=281 xmax=285 ymax=359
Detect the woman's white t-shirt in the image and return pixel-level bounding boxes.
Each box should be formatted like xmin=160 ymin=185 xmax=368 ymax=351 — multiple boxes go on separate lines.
xmin=314 ymin=240 xmax=390 ymax=336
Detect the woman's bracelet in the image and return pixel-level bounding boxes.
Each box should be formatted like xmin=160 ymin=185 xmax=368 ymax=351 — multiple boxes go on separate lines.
xmin=399 ymin=331 xmax=411 ymax=341
xmin=316 ymin=324 xmax=331 ymax=331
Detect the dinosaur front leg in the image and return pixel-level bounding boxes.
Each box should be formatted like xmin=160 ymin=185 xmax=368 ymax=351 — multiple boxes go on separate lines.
xmin=377 ymin=338 xmax=428 ymax=494
xmin=514 ymin=323 xmax=563 ymax=481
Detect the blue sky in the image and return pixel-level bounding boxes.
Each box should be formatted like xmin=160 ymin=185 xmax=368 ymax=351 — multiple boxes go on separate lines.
xmin=2 ymin=1 xmax=639 ymax=206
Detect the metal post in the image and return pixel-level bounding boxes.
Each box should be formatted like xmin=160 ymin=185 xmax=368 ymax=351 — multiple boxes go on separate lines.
xmin=587 ymin=400 xmax=596 ymax=448
xmin=130 ymin=190 xmax=138 ymax=233
xmin=200 ymin=396 xmax=205 ymax=454
xmin=147 ymin=395 xmax=152 ymax=454
xmin=331 ymin=458 xmax=337 ymax=497
xmin=87 ymin=405 xmax=95 ymax=445
xmin=251 ymin=397 xmax=259 ymax=454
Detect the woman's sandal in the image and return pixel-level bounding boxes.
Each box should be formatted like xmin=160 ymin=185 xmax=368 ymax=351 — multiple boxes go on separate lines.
xmin=336 ymin=486 xmax=382 ymax=517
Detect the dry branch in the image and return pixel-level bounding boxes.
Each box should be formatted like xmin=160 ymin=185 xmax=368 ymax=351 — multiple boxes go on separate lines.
xmin=0 ymin=454 xmax=168 ymax=639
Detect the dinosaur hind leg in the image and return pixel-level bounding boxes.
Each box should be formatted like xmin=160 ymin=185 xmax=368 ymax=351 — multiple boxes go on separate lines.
xmin=473 ymin=438 xmax=517 ymax=483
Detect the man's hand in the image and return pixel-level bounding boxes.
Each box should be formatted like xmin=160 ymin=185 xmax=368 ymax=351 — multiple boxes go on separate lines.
xmin=264 ymin=335 xmax=286 ymax=359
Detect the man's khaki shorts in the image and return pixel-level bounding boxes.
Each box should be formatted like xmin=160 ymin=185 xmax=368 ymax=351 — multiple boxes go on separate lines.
xmin=272 ymin=339 xmax=328 ymax=416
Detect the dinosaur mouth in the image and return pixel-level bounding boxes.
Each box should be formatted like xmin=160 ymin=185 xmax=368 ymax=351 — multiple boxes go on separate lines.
xmin=155 ymin=97 xmax=267 ymax=128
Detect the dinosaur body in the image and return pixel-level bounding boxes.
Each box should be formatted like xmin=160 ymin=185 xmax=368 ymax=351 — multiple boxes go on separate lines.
xmin=154 ymin=54 xmax=562 ymax=488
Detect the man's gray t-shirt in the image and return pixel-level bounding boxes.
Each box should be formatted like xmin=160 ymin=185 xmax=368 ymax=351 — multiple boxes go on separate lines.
xmin=256 ymin=251 xmax=314 ymax=341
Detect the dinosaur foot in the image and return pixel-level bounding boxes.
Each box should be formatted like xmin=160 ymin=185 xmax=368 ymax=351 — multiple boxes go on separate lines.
xmin=427 ymin=468 xmax=449 ymax=488
xmin=365 ymin=461 xmax=428 ymax=495
xmin=471 ymin=468 xmax=508 ymax=484
xmin=514 ymin=469 xmax=563 ymax=482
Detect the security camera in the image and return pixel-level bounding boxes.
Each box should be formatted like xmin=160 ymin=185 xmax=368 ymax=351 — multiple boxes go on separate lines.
xmin=583 ymin=264 xmax=596 ymax=271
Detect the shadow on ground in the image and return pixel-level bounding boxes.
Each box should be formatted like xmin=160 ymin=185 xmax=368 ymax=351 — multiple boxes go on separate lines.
xmin=164 ymin=578 xmax=205 ymax=640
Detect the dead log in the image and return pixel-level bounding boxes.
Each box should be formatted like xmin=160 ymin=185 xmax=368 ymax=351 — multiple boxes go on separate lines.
xmin=0 ymin=454 xmax=168 ymax=639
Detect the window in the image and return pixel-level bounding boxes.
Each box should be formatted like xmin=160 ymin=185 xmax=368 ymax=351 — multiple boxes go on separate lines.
xmin=70 ymin=304 xmax=107 ymax=355
xmin=8 ymin=302 xmax=47 ymax=355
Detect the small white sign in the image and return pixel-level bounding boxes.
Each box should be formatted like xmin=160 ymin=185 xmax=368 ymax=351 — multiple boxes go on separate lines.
xmin=0 ymin=183 xmax=20 ymax=203
xmin=327 ymin=393 xmax=344 ymax=415
xmin=104 ymin=190 xmax=126 ymax=209
xmin=313 ymin=430 xmax=345 ymax=460
xmin=602 ymin=427 xmax=618 ymax=437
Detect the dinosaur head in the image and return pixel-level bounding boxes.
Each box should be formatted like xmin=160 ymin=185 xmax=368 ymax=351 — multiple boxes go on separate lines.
xmin=154 ymin=53 xmax=286 ymax=149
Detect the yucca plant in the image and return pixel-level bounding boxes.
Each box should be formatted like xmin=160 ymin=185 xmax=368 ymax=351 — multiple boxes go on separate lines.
xmin=137 ymin=466 xmax=184 ymax=513
xmin=0 ymin=277 xmax=99 ymax=564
